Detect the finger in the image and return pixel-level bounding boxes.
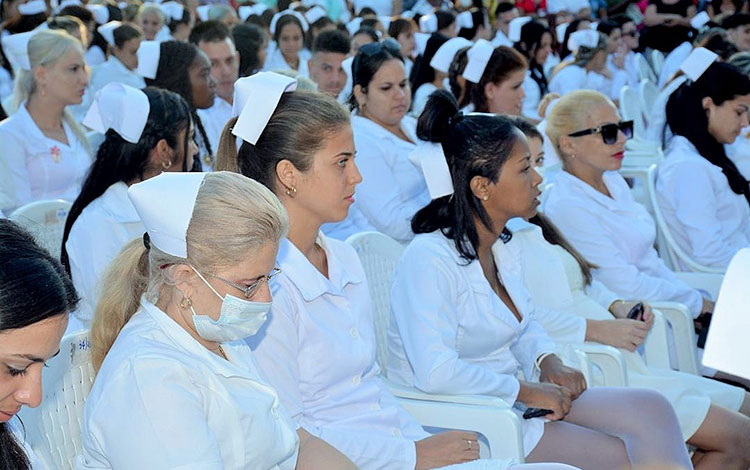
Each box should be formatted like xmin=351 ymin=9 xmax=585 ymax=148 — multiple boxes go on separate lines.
xmin=450 ymin=431 xmax=479 ymax=440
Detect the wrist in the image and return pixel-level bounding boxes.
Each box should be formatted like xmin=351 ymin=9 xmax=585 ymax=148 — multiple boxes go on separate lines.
xmin=585 ymin=319 xmax=603 ymax=343
xmin=608 ymin=299 xmax=623 ymax=314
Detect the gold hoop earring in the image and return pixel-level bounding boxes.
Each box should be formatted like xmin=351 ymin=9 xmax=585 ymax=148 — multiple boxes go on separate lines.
xmin=162 ymin=160 xmax=172 ymax=170
xmin=285 ymin=186 xmax=297 ymax=197
xmin=179 ymin=297 xmax=193 ymax=309
xmin=40 ymin=87 xmax=47 ymax=98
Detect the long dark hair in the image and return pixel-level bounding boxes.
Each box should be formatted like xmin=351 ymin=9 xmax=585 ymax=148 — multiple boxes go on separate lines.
xmin=233 ymin=23 xmax=266 ymax=77
xmin=469 ymin=46 xmax=527 ymax=113
xmin=412 ymin=90 xmax=521 ymax=261
xmin=0 ymin=219 xmax=79 ymax=470
xmin=60 ymin=87 xmax=192 ymax=272
xmin=144 ymin=41 xmax=212 ymax=166
xmin=667 ymin=61 xmax=750 ymax=204
xmin=559 ymin=18 xmax=586 ymax=60
xmin=513 ymin=20 xmax=549 ymax=96
xmin=448 ymin=46 xmax=471 ymax=108
xmin=410 ymin=33 xmax=448 ymax=96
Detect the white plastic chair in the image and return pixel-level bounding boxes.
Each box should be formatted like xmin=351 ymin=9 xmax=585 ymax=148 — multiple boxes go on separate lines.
xmin=649 ymin=49 xmax=665 ymax=78
xmin=346 ymin=231 xmax=525 ymax=460
xmin=639 ymin=79 xmax=660 ymax=123
xmin=636 ymin=52 xmax=657 ymax=84
xmin=16 ymin=330 xmax=95 ymax=470
xmin=10 ymin=199 xmax=72 ymax=260
xmin=620 ymin=86 xmax=649 ymax=144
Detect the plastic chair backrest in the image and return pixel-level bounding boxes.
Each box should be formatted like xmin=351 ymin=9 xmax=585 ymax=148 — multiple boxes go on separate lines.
xmin=650 ymin=49 xmax=665 ymax=77
xmin=647 ymin=164 xmax=724 ymax=273
xmin=346 ymin=231 xmax=405 ymax=374
xmin=639 ymin=79 xmax=660 ymax=122
xmin=10 ymin=199 xmax=72 ymax=260
xmin=619 ymin=86 xmax=647 ymax=140
xmin=636 ymin=52 xmax=657 ymax=83
xmin=16 ymin=329 xmax=94 ymax=470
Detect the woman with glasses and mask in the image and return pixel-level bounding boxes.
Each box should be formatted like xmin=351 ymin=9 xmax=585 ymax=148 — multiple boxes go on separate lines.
xmin=76 ymin=171 xmax=356 ymax=469
xmin=326 ymin=39 xmax=430 ymax=243
xmin=541 ymin=90 xmax=716 ymax=331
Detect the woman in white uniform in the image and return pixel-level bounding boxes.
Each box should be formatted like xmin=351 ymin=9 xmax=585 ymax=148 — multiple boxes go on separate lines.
xmin=137 ymin=4 xmax=166 ymax=41
xmin=263 ymin=12 xmax=311 ymax=78
xmin=61 ymin=85 xmax=195 ymax=326
xmin=88 ymin=23 xmax=145 ymax=93
xmin=410 ymin=33 xmax=449 ymax=117
xmin=76 ymin=171 xmax=356 ymax=469
xmin=511 ymin=19 xmax=553 ymax=121
xmin=464 ymin=43 xmax=528 ymax=116
xmin=542 ymin=90 xmax=713 ymax=322
xmin=387 ymin=90 xmax=693 ymax=469
xmin=0 ymin=30 xmax=92 ymax=214
xmin=511 ymin=119 xmax=750 ymax=469
xmin=657 ymin=61 xmax=750 ymax=269
xmin=0 ymin=219 xmax=77 ymax=470
xmin=217 ymin=72 xmax=579 ymax=470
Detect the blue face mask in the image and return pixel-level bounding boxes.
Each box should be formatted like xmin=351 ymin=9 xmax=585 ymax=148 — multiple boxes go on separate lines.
xmin=190 ymin=268 xmax=272 ymax=343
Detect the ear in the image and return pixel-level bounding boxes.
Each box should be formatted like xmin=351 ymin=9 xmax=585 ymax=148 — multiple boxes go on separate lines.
xmin=558 ymin=135 xmax=577 ymax=157
xmin=469 ymin=174 xmax=490 ymax=201
xmin=171 ymin=264 xmax=199 ymax=300
xmin=701 ymin=96 xmax=715 ymax=112
xmin=33 ymin=65 xmax=46 ymax=87
xmin=152 ymin=138 xmax=175 ymax=167
xmin=307 ymin=58 xmax=313 ymax=71
xmin=275 ymin=159 xmax=298 ymax=193
xmin=353 ymin=84 xmax=367 ymax=108
xmin=484 ymin=81 xmax=497 ymax=102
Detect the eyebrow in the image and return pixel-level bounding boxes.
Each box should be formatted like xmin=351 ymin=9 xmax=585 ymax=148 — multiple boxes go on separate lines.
xmin=332 ymin=151 xmax=355 ymax=158
xmin=12 ymin=349 xmax=60 ymax=363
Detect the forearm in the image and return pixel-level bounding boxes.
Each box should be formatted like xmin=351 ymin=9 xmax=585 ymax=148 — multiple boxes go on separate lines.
xmin=297 ymin=429 xmax=358 ymax=470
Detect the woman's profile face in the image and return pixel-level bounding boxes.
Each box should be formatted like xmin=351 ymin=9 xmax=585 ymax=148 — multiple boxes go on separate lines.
xmin=533 ymin=32 xmax=553 ymax=65
xmin=485 ymin=67 xmax=526 ymax=115
xmin=706 ymin=94 xmax=750 ymax=144
xmin=37 ymin=47 xmax=89 ymax=106
xmin=189 ymin=50 xmax=217 ymax=109
xmin=0 ymin=314 xmax=69 ymax=422
xmin=562 ymin=103 xmax=626 ymax=174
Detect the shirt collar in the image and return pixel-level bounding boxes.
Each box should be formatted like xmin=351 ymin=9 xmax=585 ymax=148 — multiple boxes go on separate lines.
xmin=100 ymin=181 xmax=141 ymax=223
xmin=555 ymin=169 xmax=624 ymax=211
xmin=351 ymin=114 xmax=418 ymax=145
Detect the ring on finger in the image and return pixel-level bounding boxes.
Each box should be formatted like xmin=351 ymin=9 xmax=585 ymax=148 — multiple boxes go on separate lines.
xmin=466 ymin=439 xmax=473 ymax=450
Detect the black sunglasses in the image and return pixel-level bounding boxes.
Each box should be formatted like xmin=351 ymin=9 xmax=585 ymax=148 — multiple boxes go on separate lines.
xmin=568 ymin=120 xmax=634 ymax=145
xmin=359 ymin=38 xmax=402 ymax=57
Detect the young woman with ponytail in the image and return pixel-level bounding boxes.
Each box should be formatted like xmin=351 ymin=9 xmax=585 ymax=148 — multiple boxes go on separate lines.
xmin=0 ymin=219 xmax=78 ymax=470
xmin=61 ymin=87 xmax=195 ymax=327
xmin=0 ymin=29 xmax=92 ymax=214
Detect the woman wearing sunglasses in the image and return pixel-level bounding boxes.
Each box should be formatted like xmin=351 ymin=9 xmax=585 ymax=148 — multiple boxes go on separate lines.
xmin=656 ymin=61 xmax=750 ymax=270
xmin=541 ymin=90 xmax=715 ymax=326
xmin=324 ymin=39 xmax=430 ymax=243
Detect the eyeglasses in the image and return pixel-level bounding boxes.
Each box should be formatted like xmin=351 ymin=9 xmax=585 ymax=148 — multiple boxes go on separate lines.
xmin=204 ymin=268 xmax=282 ymax=299
xmin=567 ymin=120 xmax=633 ymax=145
xmin=358 ymin=38 xmax=402 ymax=57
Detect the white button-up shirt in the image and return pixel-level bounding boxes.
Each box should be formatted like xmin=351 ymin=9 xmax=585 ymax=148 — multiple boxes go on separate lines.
xmin=76 ymin=298 xmax=299 ymax=470
xmin=387 ymin=231 xmax=557 ymax=455
xmin=548 ymin=64 xmax=626 ymax=101
xmin=542 ymin=170 xmax=703 ymax=317
xmin=657 ymin=135 xmax=750 ymax=269
xmin=248 ymin=234 xmax=429 ymax=470
xmin=196 ymin=95 xmax=233 ymax=170
xmin=521 ymin=70 xmax=543 ymax=121
xmin=262 ymin=44 xmax=311 ymax=79
xmin=0 ymin=104 xmax=91 ymax=213
xmin=65 ymin=182 xmax=145 ymax=325
xmin=89 ymin=56 xmax=146 ymax=94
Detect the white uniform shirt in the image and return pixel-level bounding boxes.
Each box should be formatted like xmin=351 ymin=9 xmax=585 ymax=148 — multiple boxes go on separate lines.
xmin=196 ymin=96 xmax=233 ymax=170
xmin=65 ymin=182 xmax=144 ymax=325
xmin=657 ymin=135 xmax=750 ymax=269
xmin=89 ymin=56 xmax=146 ymax=94
xmin=548 ymin=64 xmax=626 ymax=101
xmin=262 ymin=44 xmax=311 ymax=78
xmin=491 ymin=30 xmax=513 ymax=48
xmin=85 ymin=45 xmax=106 ymax=67
xmin=387 ymin=231 xmax=557 ymax=455
xmin=0 ymin=104 xmax=91 ymax=213
xmin=521 ymin=71 xmax=542 ymax=120
xmin=542 ymin=170 xmax=704 ymax=317
xmin=248 ymin=234 xmax=429 ymax=470
xmin=76 ymin=298 xmax=299 ymax=470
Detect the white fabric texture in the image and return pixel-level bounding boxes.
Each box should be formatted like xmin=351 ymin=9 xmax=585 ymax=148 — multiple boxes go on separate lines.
xmin=89 ymin=56 xmax=146 ymax=95
xmin=8 ymin=417 xmax=48 ymax=470
xmin=262 ymin=44 xmax=311 ymax=78
xmin=196 ymin=96 xmax=233 ymax=170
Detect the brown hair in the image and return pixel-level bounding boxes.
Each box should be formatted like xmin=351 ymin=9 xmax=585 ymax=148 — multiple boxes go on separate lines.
xmin=470 ymin=45 xmax=527 ymax=113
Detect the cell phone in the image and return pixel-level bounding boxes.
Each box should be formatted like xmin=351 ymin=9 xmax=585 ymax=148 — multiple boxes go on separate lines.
xmin=523 ymin=407 xmax=553 ymax=419
xmin=627 ymin=302 xmax=644 ymax=321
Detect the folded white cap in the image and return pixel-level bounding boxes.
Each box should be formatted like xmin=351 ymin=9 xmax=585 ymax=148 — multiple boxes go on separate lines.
xmin=462 ymin=38 xmax=493 ymax=83
xmin=408 ymin=142 xmax=454 ymax=199
xmin=83 ymin=83 xmax=150 ymax=143
xmin=414 ymin=32 xmax=430 ymax=56
xmin=128 ymin=172 xmax=207 ymax=259
xmin=305 ymin=5 xmax=327 ymax=24
xmin=18 ymin=0 xmax=46 ymax=15
xmin=455 ymin=10 xmax=473 ymax=31
xmin=196 ymin=4 xmax=210 ymax=21
xmin=679 ymin=46 xmax=717 ymax=81
xmin=589 ymin=21 xmax=598 ymax=30
xmin=86 ymin=4 xmax=110 ymax=24
xmin=430 ymin=36 xmax=472 ymax=73
xmin=508 ymin=16 xmax=532 ymax=43
xmin=231 ymin=71 xmax=298 ymax=145
xmin=555 ymin=22 xmax=569 ymax=43
xmin=1 ymin=30 xmax=35 ymax=71
xmin=270 ymin=10 xmax=309 ymax=35
xmin=346 ymin=16 xmax=363 ymax=35
xmin=567 ymin=29 xmax=599 ymax=53
xmin=419 ymin=13 xmax=437 ymax=33
xmin=55 ymin=0 xmax=81 ymax=12
xmin=159 ymin=1 xmax=184 ymax=22
xmin=239 ymin=3 xmax=269 ymax=21
xmin=97 ymin=21 xmax=122 ymax=47
xmin=136 ymin=40 xmax=161 ymax=79
xmin=690 ymin=10 xmax=710 ymax=29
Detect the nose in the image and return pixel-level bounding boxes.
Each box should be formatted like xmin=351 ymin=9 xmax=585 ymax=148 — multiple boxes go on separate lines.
xmin=531 ymin=166 xmax=543 ymax=187
xmin=15 ymin=369 xmax=43 ymax=409
xmin=741 ymin=112 xmax=749 ymax=128
xmin=350 ymin=159 xmax=363 ymax=185
xmin=255 ymin=282 xmax=272 ymax=303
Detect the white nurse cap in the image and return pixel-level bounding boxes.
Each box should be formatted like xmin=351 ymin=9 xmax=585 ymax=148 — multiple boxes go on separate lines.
xmin=430 ymin=37 xmax=472 ymax=74
xmin=231 ymin=71 xmax=298 ymax=145
xmin=83 ymin=83 xmax=150 ymax=143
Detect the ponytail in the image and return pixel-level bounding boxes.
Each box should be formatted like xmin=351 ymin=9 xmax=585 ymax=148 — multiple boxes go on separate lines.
xmin=214 ymin=117 xmax=240 ymax=173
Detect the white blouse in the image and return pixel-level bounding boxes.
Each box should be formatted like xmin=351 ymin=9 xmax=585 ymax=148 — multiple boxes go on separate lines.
xmin=65 ymin=181 xmax=145 ymax=325
xmin=657 ymin=135 xmax=750 ymax=269
xmin=88 ymin=56 xmax=146 ymax=94
xmin=262 ymin=44 xmax=311 ymax=78
xmin=248 ymin=234 xmax=429 ymax=470
xmin=548 ymin=64 xmax=626 ymax=101
xmin=521 ymin=71 xmax=542 ymax=121
xmin=8 ymin=416 xmax=47 ymax=469
xmin=542 ymin=170 xmax=703 ymax=317
xmin=387 ymin=231 xmax=557 ymax=455
xmin=0 ymin=104 xmax=91 ymax=213
xmin=76 ymin=298 xmax=299 ymax=469
xmin=196 ymin=96 xmax=232 ymax=170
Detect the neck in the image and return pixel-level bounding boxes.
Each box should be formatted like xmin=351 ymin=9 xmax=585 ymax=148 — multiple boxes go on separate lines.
xmin=473 ymin=214 xmax=505 ymax=262
xmin=361 ymin=109 xmax=402 ymax=138
xmin=566 ymin=161 xmax=609 ymax=195
xmin=156 ymin=289 xmax=222 ymax=354
xmin=285 ymin=201 xmax=322 ymax=263
xmin=26 ymin=93 xmax=65 ymax=131
xmin=282 ymin=52 xmax=299 ymax=68
xmin=219 ymin=93 xmax=233 ymax=105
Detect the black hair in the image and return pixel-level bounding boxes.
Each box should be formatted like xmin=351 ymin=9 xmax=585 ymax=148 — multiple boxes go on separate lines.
xmin=457 ymin=8 xmax=487 ymax=40
xmin=470 ymin=46 xmax=527 ymax=113
xmin=57 ymin=5 xmax=93 ymax=23
xmin=410 ymin=33 xmax=449 ymax=96
xmin=667 ymin=62 xmax=750 ymax=204
xmin=244 ymin=9 xmax=273 ymax=28
xmin=596 ymin=19 xmax=619 ymax=36
xmin=46 ymin=14 xmax=86 ymax=37
xmin=358 ymin=6 xmax=377 ymax=17
xmin=361 ymin=17 xmax=382 ymax=30
xmin=559 ymin=18 xmax=586 ymax=60
xmin=272 ymin=13 xmax=305 ymax=44
xmin=349 ymin=38 xmax=405 ymax=109
xmin=166 ymin=5 xmax=192 ymax=33
xmin=233 ymin=23 xmax=266 ymax=76
xmin=721 ymin=12 xmax=750 ymax=30
xmin=313 ymin=28 xmax=350 ymax=54
xmin=3 ymin=13 xmax=48 ymax=35
xmin=352 ymin=27 xmax=379 ymax=43
xmin=702 ymin=30 xmax=740 ymax=59
xmin=113 ymin=23 xmax=143 ymax=49
xmin=0 ymin=219 xmax=79 ymax=470
xmin=507 ymin=115 xmax=541 ymax=140
xmin=448 ymin=45 xmax=471 ymax=108
xmin=494 ymin=2 xmax=515 ymax=16
xmin=513 ymin=20 xmax=549 ymax=97
xmin=412 ymin=90 xmax=522 ymax=260
xmin=435 ymin=10 xmax=457 ymax=31
xmin=388 ymin=17 xmax=416 ymax=39
xmin=609 ymin=14 xmax=634 ymax=28
xmin=189 ymin=19 xmax=232 ymax=45
xmin=144 ymin=41 xmax=212 ymax=167
xmin=307 ymin=15 xmax=334 ymax=49
xmin=60 ymin=87 xmax=192 ymax=272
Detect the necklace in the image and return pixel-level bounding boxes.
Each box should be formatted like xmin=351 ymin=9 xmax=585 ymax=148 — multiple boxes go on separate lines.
xmin=216 ymin=344 xmax=228 ymax=361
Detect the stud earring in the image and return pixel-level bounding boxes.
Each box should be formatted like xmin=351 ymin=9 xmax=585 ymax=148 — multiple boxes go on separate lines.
xmin=482 ymin=195 xmax=489 ymax=201
xmin=285 ymin=186 xmax=297 ymax=197
xmin=162 ymin=160 xmax=172 ymax=170
xmin=179 ymin=297 xmax=193 ymax=309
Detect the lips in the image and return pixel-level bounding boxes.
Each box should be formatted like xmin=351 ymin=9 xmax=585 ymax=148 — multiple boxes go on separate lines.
xmin=0 ymin=409 xmax=18 ymax=422
xmin=612 ymin=151 xmax=624 ymax=159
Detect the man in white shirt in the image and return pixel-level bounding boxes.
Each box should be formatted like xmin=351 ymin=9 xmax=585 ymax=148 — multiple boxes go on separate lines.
xmin=492 ymin=3 xmax=518 ymax=47
xmin=308 ymin=29 xmax=350 ymax=98
xmin=722 ymin=13 xmax=750 ymax=52
xmin=190 ymin=21 xmax=238 ymax=168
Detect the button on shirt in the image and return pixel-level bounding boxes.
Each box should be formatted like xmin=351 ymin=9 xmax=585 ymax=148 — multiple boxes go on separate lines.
xmin=247 ymin=233 xmax=429 ymax=470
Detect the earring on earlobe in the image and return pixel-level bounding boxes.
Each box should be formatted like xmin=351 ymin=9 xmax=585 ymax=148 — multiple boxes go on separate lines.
xmin=40 ymin=87 xmax=47 ymax=98
xmin=285 ymin=186 xmax=297 ymax=197
xmin=179 ymin=296 xmax=193 ymax=309
xmin=482 ymin=195 xmax=489 ymax=201
xmin=162 ymin=160 xmax=172 ymax=170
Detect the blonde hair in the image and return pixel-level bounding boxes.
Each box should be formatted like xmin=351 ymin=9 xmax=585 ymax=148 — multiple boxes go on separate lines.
xmin=9 ymin=30 xmax=91 ymax=155
xmin=537 ymin=91 xmax=561 ymax=119
xmin=90 ymin=172 xmax=289 ymax=371
xmin=544 ymin=89 xmax=615 ymax=162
